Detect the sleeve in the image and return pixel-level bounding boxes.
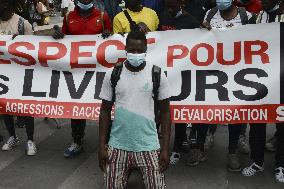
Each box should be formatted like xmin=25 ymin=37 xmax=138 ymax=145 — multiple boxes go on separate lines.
xmin=62 ymin=16 xmax=68 ymax=34
xmin=113 ymin=15 xmax=123 ymax=33
xmin=153 ymin=11 xmax=159 ymax=31
xmin=24 ymin=20 xmax=34 ymax=35
xmin=158 ymin=72 xmax=171 ymax=101
xmin=103 ymin=12 xmax=113 ymax=32
xmin=99 ymin=71 xmax=113 ymax=102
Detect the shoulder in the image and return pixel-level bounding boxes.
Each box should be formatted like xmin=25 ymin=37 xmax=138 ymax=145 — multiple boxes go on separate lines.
xmin=12 ymin=14 xmax=21 ymax=21
xmin=142 ymin=7 xmax=158 ymax=16
xmin=114 ymin=11 xmax=125 ymax=21
xmin=68 ymin=9 xmax=77 ymax=17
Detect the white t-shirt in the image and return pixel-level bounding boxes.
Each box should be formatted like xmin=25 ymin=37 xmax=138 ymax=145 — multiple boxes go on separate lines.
xmin=205 ymin=9 xmax=252 ymax=28
xmin=100 ymin=62 xmax=171 ymax=152
xmin=0 ymin=14 xmax=33 ymax=35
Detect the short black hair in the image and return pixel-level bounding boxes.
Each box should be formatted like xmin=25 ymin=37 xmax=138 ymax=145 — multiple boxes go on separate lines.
xmin=126 ymin=30 xmax=147 ymax=46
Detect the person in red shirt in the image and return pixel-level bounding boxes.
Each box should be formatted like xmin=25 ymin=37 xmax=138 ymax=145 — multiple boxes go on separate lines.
xmin=53 ymin=0 xmax=112 ymax=158
xmin=234 ymin=0 xmax=262 ymax=13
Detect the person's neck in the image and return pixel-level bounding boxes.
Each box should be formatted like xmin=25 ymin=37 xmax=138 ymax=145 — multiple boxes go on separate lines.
xmin=125 ymin=61 xmax=146 ymax=72
xmin=220 ymin=6 xmax=238 ymax=21
xmin=128 ymin=5 xmax=143 ymax=12
xmin=0 ymin=12 xmax=14 ymax=22
xmin=78 ymin=8 xmax=93 ymax=18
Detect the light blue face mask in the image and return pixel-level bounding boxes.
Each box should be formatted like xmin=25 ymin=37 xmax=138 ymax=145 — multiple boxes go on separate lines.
xmin=126 ymin=53 xmax=146 ymax=67
xmin=77 ymin=1 xmax=94 ymax=10
xmin=216 ymin=0 xmax=233 ymax=11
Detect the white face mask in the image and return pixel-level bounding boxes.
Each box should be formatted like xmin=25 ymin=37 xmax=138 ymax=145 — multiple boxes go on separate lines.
xmin=126 ymin=53 xmax=146 ymax=67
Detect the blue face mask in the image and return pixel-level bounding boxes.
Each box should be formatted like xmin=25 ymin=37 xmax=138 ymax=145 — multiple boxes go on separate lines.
xmin=126 ymin=53 xmax=146 ymax=67
xmin=216 ymin=0 xmax=232 ymax=11
xmin=77 ymin=1 xmax=94 ymax=10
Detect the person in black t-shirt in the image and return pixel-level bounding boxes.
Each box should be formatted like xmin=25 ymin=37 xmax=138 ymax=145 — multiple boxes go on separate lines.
xmin=159 ymin=0 xmax=210 ymax=167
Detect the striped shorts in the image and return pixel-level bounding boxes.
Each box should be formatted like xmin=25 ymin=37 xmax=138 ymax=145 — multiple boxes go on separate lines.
xmin=104 ymin=146 xmax=165 ymax=189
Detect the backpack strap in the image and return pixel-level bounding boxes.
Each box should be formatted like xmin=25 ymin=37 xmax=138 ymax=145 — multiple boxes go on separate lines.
xmin=110 ymin=62 xmax=124 ymax=102
xmin=123 ymin=10 xmax=138 ymax=31
xmin=152 ymin=65 xmax=161 ymax=102
xmin=101 ymin=11 xmax=105 ymax=32
xmin=152 ymin=65 xmax=161 ymax=120
xmin=65 ymin=11 xmax=70 ymax=33
xmin=18 ymin=17 xmax=25 ymax=35
xmin=239 ymin=7 xmax=249 ymax=25
xmin=205 ymin=7 xmax=218 ymax=24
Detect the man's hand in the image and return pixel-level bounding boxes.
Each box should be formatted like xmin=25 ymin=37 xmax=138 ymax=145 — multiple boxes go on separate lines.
xmin=98 ymin=146 xmax=109 ymax=173
xmin=159 ymin=149 xmax=169 ymax=172
xmin=201 ymin=21 xmax=212 ymax=31
xmin=52 ymin=25 xmax=65 ymax=39
xmin=102 ymin=30 xmax=112 ymax=39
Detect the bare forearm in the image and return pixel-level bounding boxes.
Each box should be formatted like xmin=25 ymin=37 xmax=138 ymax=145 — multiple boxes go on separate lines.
xmin=160 ymin=111 xmax=171 ymax=152
xmin=99 ymin=111 xmax=111 ymax=150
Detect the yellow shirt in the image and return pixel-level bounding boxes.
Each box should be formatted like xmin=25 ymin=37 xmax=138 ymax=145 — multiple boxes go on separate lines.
xmin=113 ymin=7 xmax=159 ymax=33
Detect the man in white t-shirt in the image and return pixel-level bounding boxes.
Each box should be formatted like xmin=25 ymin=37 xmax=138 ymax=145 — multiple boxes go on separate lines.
xmin=98 ymin=30 xmax=171 ymax=188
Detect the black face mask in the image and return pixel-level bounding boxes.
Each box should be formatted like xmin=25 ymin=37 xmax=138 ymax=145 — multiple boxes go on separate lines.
xmin=125 ymin=0 xmax=142 ymax=12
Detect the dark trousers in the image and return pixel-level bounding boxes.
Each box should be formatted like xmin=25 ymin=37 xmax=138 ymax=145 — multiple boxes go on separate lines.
xmin=275 ymin=123 xmax=284 ymax=167
xmin=173 ymin=123 xmax=187 ymax=152
xmin=174 ymin=123 xmax=209 ymax=152
xmin=191 ymin=124 xmax=209 ymax=151
xmin=71 ymin=119 xmax=86 ymax=145
xmin=249 ymin=123 xmax=266 ymax=166
xmin=3 ymin=115 xmax=34 ymax=141
xmin=208 ymin=124 xmax=217 ymax=134
xmin=228 ymin=124 xmax=247 ymax=154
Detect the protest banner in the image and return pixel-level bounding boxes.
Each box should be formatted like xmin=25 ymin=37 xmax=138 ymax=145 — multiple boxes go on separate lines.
xmin=0 ymin=23 xmax=283 ymax=123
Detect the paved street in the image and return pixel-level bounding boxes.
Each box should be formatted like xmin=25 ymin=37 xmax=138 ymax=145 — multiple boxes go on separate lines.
xmin=0 ymin=13 xmax=283 ymax=189
xmin=0 ymin=118 xmax=283 ymax=189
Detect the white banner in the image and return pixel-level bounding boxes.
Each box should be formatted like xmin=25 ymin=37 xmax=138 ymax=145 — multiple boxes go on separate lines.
xmin=0 ymin=23 xmax=282 ymax=123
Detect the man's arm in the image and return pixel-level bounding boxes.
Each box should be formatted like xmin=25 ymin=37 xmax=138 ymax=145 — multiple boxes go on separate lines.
xmin=158 ymin=98 xmax=171 ymax=172
xmin=98 ymin=99 xmax=113 ymax=173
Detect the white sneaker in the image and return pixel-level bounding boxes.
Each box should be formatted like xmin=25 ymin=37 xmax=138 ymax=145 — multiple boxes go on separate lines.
xmin=275 ymin=167 xmax=284 ymax=183
xmin=26 ymin=140 xmax=37 ymax=156
xmin=242 ymin=162 xmax=264 ymax=177
xmin=2 ymin=136 xmax=20 ymax=151
xmin=170 ymin=152 xmax=181 ymax=165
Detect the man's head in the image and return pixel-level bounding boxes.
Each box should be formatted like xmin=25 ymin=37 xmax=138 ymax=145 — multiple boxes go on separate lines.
xmin=126 ymin=30 xmax=147 ymax=67
xmin=165 ymin=0 xmax=184 ymax=17
xmin=75 ymin=0 xmax=95 ymax=11
xmin=125 ymin=0 xmax=143 ymax=12
xmin=0 ymin=0 xmax=14 ymax=21
xmin=216 ymin=0 xmax=233 ymax=11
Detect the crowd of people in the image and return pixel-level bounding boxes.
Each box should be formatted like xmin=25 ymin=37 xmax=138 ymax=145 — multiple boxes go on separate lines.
xmin=1 ymin=0 xmax=284 ymax=188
